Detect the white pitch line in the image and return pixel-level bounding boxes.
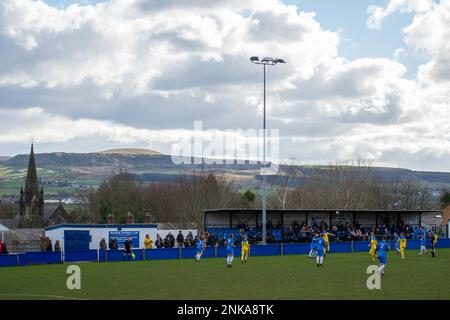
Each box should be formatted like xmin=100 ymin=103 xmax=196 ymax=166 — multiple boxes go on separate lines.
xmin=0 ymin=293 xmax=87 ymax=300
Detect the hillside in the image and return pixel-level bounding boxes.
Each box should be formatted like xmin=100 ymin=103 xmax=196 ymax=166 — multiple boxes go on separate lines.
xmin=3 ymin=149 xmax=265 ymax=173
xmin=1 ymin=150 xmax=450 ymax=198
xmin=0 ymin=150 xmax=261 ymax=197
xmin=0 ymin=156 xmax=10 ymax=164
xmin=99 ymin=148 xmax=163 ymax=156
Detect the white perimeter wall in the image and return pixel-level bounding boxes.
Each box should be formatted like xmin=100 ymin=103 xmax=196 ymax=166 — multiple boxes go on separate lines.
xmin=45 ymin=226 xmax=197 ymax=252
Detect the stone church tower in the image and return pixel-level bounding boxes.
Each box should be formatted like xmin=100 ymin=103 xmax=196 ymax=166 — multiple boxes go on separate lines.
xmin=19 ymin=144 xmax=44 ymax=228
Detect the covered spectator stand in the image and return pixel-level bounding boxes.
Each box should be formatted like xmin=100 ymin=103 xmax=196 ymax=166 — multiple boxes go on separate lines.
xmin=204 ymin=208 xmax=443 ymax=242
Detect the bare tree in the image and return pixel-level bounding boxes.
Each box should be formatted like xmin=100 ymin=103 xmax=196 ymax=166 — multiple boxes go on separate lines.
xmin=392 ymin=179 xmax=435 ymax=210
xmin=175 ymin=172 xmax=241 ymax=230
xmin=0 ymin=201 xmax=18 ymax=219
xmin=285 ymin=160 xmax=391 ymax=209
xmin=89 ymin=170 xmax=241 ymax=228
xmin=268 ymin=158 xmax=302 ymax=209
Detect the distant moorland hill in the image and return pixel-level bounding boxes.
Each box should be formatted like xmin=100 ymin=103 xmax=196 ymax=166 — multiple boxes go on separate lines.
xmin=1 ymin=149 xmax=450 ymax=197
xmin=99 ymin=148 xmax=163 ymax=156
xmin=0 ymin=156 xmax=10 ymax=164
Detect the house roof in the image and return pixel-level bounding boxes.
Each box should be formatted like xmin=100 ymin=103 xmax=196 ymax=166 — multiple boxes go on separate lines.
xmin=204 ymin=208 xmax=441 ymax=214
xmin=48 ymin=203 xmax=72 ymax=222
xmin=45 ymin=223 xmax=158 ymax=231
xmin=0 ymin=218 xmax=18 ymax=229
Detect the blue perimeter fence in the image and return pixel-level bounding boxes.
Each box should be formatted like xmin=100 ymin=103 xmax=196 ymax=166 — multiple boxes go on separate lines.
xmin=1 ymin=239 xmax=450 ymax=268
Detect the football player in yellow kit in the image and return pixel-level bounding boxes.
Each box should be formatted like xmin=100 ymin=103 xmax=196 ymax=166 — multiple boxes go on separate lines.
xmin=399 ymin=232 xmax=407 ymax=260
xmin=322 ymin=231 xmax=335 ymax=254
xmin=241 ymin=236 xmax=250 ymax=263
xmin=431 ymin=230 xmax=438 ymax=258
xmin=368 ymin=233 xmax=378 ymax=262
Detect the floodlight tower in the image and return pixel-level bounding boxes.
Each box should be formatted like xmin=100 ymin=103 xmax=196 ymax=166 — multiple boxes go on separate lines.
xmin=250 ymin=56 xmax=285 ymax=244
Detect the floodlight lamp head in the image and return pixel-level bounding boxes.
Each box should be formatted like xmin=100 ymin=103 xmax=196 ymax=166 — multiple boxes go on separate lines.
xmin=274 ymin=58 xmax=286 ymax=64
xmin=250 ymin=56 xmax=259 ymax=63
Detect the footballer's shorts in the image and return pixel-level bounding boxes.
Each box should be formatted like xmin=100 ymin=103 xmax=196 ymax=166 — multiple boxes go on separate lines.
xmin=226 ymin=247 xmax=234 ymax=255
xmin=378 ymin=255 xmax=387 ymax=265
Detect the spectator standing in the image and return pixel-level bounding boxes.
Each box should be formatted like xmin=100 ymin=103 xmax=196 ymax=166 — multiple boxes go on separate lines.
xmin=1 ymin=241 xmax=7 ymax=254
xmin=155 ymin=234 xmax=163 ymax=248
xmin=47 ymin=239 xmax=53 ymax=252
xmin=168 ymin=232 xmax=175 ymax=248
xmin=54 ymin=240 xmax=61 ymax=252
xmin=193 ymin=235 xmax=199 ymax=247
xmin=144 ymin=234 xmax=154 ymax=249
xmin=109 ymin=237 xmax=118 ymax=250
xmin=219 ymin=236 xmax=227 ymax=246
xmin=99 ymin=238 xmax=107 ymax=250
xmin=164 ymin=235 xmax=171 ymax=248
xmin=176 ymin=231 xmax=184 ymax=248
xmin=208 ymin=233 xmax=216 ymax=245
xmin=185 ymin=232 xmax=194 ymax=247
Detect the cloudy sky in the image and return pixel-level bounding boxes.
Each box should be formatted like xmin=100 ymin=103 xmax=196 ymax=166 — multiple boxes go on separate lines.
xmin=1 ymin=0 xmax=450 ymax=171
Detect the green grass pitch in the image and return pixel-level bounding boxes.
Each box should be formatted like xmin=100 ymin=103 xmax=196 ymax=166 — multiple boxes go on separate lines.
xmin=1 ymin=249 xmax=449 ymax=300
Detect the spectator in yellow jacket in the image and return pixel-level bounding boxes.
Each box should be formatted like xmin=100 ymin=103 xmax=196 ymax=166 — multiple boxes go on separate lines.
xmin=144 ymin=234 xmax=154 ymax=249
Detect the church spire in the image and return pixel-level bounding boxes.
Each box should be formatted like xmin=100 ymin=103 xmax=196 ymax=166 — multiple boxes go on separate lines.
xmin=24 ymin=143 xmax=40 ymax=203
xmin=19 ymin=143 xmax=44 ymax=228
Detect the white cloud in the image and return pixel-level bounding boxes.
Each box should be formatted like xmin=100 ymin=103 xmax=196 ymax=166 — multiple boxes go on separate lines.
xmin=0 ymin=0 xmax=449 ymax=171
xmin=0 ymin=106 xmax=180 ymax=144
xmin=366 ymin=0 xmax=433 ymax=29
xmin=393 ymin=47 xmax=405 ymax=60
xmin=403 ymin=0 xmax=450 ymax=83
xmin=0 ymin=0 xmax=339 ymax=92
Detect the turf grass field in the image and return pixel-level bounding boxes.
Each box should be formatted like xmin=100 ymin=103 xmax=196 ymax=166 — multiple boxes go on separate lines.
xmin=0 ymin=249 xmax=449 ymax=300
